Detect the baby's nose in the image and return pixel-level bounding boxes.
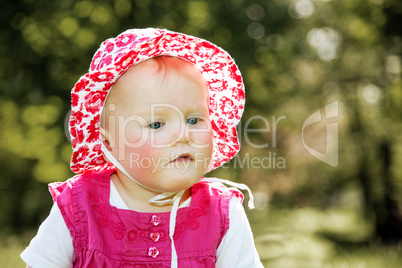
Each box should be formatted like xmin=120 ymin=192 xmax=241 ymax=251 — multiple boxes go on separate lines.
xmin=172 ymin=123 xmax=191 ymax=144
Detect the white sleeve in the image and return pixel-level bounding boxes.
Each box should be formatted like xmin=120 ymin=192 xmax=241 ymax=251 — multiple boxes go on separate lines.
xmin=20 ymin=203 xmax=75 ymax=268
xmin=216 ymin=196 xmax=264 ymax=268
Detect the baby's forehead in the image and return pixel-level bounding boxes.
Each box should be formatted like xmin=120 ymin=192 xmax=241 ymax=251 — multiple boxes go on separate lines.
xmin=110 ymin=56 xmax=207 ymax=98
xmin=102 ymin=56 xmax=209 ymax=115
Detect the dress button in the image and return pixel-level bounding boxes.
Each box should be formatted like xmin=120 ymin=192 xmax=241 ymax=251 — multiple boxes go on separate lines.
xmin=151 ymin=215 xmax=161 ymax=226
xmin=148 ymin=247 xmax=159 ymax=258
xmin=150 ymin=232 xmax=160 ymax=242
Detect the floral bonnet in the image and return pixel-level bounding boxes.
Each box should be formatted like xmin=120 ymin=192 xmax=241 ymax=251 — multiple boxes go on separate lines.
xmin=69 ymin=28 xmax=245 ymax=174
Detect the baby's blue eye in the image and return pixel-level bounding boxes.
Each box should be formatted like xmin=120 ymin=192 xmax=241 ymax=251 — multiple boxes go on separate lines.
xmin=187 ymin=118 xmax=199 ymax=125
xmin=149 ymin=122 xmax=163 ymax=129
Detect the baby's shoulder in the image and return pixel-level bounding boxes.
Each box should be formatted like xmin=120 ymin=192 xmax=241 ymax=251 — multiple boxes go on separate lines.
xmin=48 ymin=170 xmax=112 ymax=201
xmin=192 ymin=178 xmax=244 ymax=202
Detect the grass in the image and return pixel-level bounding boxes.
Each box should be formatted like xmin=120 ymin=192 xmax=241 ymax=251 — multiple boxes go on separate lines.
xmin=249 ymin=207 xmax=402 ymax=268
xmin=0 ymin=232 xmax=31 ymax=268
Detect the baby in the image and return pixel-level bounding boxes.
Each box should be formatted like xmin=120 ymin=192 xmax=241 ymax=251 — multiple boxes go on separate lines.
xmin=21 ymin=28 xmax=263 ymax=267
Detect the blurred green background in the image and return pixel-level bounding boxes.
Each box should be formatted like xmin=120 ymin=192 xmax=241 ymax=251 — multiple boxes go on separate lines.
xmin=1 ymin=0 xmax=402 ymax=267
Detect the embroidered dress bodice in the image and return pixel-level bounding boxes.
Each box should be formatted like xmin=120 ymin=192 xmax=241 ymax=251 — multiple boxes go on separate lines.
xmin=49 ymin=170 xmax=242 ymax=267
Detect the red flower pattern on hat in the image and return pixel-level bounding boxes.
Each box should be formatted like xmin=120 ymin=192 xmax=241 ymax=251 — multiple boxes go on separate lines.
xmin=69 ymin=28 xmax=245 ymax=174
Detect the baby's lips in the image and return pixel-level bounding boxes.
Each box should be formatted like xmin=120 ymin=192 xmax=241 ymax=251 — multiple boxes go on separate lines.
xmin=171 ymin=153 xmax=193 ymax=162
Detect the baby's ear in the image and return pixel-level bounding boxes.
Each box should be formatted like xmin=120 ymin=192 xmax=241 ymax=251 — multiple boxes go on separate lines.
xmin=100 ymin=127 xmax=112 ymax=164
xmin=100 ymin=127 xmax=112 ymax=151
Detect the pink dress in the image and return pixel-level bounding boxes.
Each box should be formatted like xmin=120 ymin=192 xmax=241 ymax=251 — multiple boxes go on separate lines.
xmin=49 ymin=170 xmax=243 ymax=267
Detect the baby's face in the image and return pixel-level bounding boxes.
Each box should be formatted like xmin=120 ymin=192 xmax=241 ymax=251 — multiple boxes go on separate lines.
xmin=102 ymin=58 xmax=213 ymax=193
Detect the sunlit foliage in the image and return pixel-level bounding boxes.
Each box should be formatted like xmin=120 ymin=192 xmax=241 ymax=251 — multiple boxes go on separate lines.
xmin=1 ymin=0 xmax=401 ymax=265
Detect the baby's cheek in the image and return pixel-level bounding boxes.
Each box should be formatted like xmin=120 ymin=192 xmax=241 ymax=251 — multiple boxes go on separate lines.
xmin=135 ymin=140 xmax=153 ymax=155
xmin=194 ymin=131 xmax=213 ymax=148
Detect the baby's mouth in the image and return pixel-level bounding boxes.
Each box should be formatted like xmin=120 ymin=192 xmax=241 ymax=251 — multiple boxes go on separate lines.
xmin=171 ymin=153 xmax=193 ymax=163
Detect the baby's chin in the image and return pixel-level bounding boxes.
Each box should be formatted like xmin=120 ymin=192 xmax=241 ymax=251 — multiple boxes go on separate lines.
xmin=151 ymin=174 xmax=202 ymax=193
